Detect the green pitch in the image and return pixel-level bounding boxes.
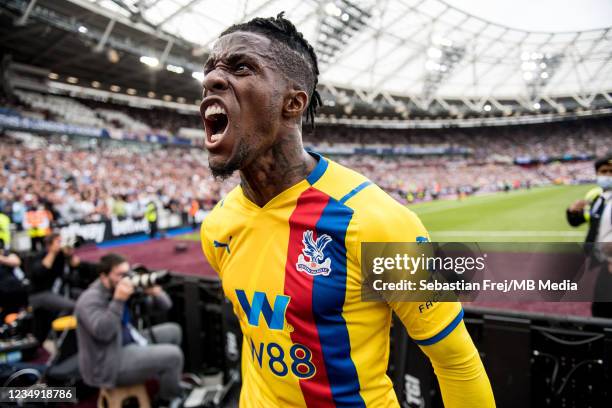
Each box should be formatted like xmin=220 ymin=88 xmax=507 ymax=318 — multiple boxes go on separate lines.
xmin=410 ymin=184 xmax=592 ymax=242
xmin=178 ymin=231 xmax=200 ymax=241
xmin=176 ymin=184 xmax=592 ymax=243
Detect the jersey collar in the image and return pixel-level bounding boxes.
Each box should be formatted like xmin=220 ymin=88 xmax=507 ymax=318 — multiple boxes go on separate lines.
xmin=306 ymin=151 xmax=328 ymax=185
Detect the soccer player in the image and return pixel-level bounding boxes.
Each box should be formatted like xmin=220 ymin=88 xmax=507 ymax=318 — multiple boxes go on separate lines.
xmin=199 ymin=14 xmax=495 ymax=407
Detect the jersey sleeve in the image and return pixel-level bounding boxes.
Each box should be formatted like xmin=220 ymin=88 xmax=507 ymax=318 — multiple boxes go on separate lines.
xmin=354 ymin=200 xmax=463 ymax=344
xmin=418 ymin=320 xmax=496 ymax=407
xmin=355 ymin=198 xmax=495 ymax=407
xmin=200 ymin=216 xmax=220 ymax=275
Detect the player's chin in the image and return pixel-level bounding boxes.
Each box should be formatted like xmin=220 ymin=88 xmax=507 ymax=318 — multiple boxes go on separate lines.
xmin=208 ymin=153 xmax=236 ymax=180
xmin=208 ymin=143 xmax=247 ymax=180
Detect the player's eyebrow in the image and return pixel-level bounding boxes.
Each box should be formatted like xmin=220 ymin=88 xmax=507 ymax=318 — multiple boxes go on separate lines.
xmin=204 ymin=52 xmax=263 ymax=72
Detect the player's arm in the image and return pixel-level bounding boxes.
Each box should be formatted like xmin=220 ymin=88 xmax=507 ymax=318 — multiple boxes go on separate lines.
xmin=418 ymin=320 xmax=495 ymax=407
xmin=390 ymin=300 xmax=495 ymax=407
xmin=355 ymin=203 xmax=495 ymax=407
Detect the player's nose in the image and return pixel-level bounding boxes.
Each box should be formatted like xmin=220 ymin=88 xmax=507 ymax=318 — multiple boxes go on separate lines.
xmin=203 ymin=68 xmax=229 ymax=95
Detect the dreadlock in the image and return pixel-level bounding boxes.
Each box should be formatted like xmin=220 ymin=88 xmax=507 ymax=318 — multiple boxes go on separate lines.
xmin=219 ymin=12 xmax=322 ymax=130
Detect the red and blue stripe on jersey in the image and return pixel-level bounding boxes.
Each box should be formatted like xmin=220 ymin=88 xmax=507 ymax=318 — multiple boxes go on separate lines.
xmin=283 ymin=157 xmax=366 ymax=407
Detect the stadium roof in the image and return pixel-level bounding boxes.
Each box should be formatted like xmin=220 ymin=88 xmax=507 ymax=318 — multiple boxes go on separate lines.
xmin=84 ymin=0 xmax=612 ymax=102
xmin=1 ymin=0 xmax=611 ymax=121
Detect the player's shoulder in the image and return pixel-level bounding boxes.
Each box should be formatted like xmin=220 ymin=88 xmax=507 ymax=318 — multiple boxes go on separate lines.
xmin=201 ymin=185 xmax=241 ymax=234
xmin=352 ymin=185 xmax=426 ymax=239
xmin=314 ymin=156 xmax=427 ymax=239
xmin=310 ymin=156 xmax=371 ymax=201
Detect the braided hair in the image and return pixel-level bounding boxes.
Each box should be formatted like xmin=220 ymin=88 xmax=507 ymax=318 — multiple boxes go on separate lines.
xmin=220 ymin=12 xmax=322 ymax=129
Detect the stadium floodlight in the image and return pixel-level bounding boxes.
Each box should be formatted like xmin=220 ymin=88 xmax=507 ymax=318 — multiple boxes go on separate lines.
xmin=163 ymin=95 xmax=172 ymax=101
xmin=192 ymin=71 xmax=204 ymax=82
xmin=483 ymin=104 xmax=492 ymax=112
xmin=422 ymin=37 xmax=465 ymax=100
xmin=126 ymin=88 xmax=137 ymax=95
xmin=91 ymin=81 xmax=101 ymax=88
xmin=315 ymin=0 xmax=372 ymax=65
xmin=520 ymin=51 xmax=563 ymax=100
xmin=48 ymin=72 xmax=59 ymax=80
xmin=533 ymin=102 xmax=541 ymax=110
xmin=110 ymin=85 xmax=121 ymax=92
xmin=78 ymin=25 xmax=88 ymax=34
xmin=324 ymin=2 xmax=342 ymax=16
xmin=427 ymin=47 xmax=443 ymax=59
xmin=147 ymin=91 xmax=156 ymax=98
xmin=139 ymin=56 xmax=159 ymax=68
xmin=166 ymin=64 xmax=184 ymax=74
xmin=67 ymin=76 xmax=78 ymax=84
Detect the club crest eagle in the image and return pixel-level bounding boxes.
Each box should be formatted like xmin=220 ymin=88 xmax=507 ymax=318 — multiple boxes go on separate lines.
xmin=296 ymin=230 xmax=333 ymax=276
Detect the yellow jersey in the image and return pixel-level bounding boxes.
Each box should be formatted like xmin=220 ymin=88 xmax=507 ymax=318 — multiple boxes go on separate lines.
xmin=201 ymin=152 xmax=492 ymax=408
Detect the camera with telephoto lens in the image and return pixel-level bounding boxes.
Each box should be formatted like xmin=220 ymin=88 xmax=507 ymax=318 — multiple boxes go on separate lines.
xmin=60 ymin=234 xmax=85 ymax=249
xmin=127 ymin=265 xmax=171 ymax=289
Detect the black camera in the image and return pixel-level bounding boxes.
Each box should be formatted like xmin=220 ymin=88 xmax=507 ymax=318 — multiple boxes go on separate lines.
xmin=60 ymin=234 xmax=85 ymax=249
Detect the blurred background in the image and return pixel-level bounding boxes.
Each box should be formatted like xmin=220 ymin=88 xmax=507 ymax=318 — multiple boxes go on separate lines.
xmin=1 ymin=1 xmax=612 ymax=407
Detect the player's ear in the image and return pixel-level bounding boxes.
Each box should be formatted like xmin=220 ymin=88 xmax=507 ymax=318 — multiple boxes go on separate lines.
xmin=282 ymin=89 xmax=308 ymax=120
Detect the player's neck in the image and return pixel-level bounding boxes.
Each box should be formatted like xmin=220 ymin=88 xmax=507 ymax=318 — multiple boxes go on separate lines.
xmin=239 ymin=133 xmax=316 ymax=207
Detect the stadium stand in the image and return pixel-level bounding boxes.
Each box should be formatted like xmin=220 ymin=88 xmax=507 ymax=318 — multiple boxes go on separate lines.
xmin=14 ymin=90 xmax=106 ymax=128
xmin=1 ymin=1 xmax=612 ymax=407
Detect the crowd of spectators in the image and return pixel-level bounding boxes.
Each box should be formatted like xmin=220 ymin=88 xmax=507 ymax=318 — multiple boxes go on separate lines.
xmin=4 ymin=91 xmax=611 ymax=161
xmin=0 ymin=134 xmax=234 ymax=225
xmin=335 ymin=155 xmax=594 ymax=202
xmin=1 ymin=90 xmax=608 ymax=224
xmin=309 ymin=118 xmax=612 ymax=161
xmin=0 ymin=126 xmax=601 ymax=226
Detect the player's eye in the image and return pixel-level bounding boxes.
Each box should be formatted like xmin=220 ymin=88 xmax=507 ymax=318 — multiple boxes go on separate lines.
xmin=235 ymin=63 xmax=251 ymax=73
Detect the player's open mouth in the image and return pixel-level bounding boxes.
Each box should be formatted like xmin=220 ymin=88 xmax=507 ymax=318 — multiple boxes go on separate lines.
xmin=203 ymin=102 xmax=229 ymax=146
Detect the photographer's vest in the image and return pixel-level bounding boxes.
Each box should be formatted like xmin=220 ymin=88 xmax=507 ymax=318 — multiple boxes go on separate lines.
xmin=0 ymin=212 xmax=10 ymax=248
xmin=582 ymin=187 xmax=608 ymax=243
xmin=145 ymin=202 xmax=157 ymax=222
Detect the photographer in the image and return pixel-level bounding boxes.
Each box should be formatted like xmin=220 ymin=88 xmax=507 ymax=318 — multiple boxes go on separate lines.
xmin=28 ymin=233 xmax=79 ymax=314
xmin=75 ymin=254 xmax=184 ymax=405
xmin=0 ymin=246 xmax=28 ymax=316
xmin=567 ymin=155 xmax=612 ymax=317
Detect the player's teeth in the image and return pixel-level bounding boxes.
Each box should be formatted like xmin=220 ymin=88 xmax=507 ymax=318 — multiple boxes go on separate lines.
xmin=204 ymin=104 xmax=226 ymax=119
xmin=211 ymin=134 xmax=220 ymax=142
